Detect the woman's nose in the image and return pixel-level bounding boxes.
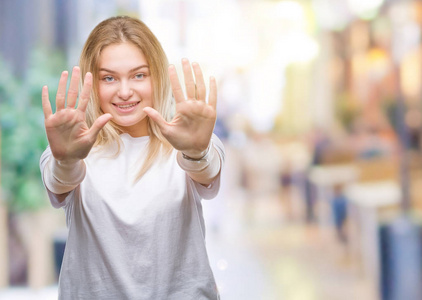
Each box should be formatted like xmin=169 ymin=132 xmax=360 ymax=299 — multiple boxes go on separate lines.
xmin=117 ymin=81 xmax=134 ymax=100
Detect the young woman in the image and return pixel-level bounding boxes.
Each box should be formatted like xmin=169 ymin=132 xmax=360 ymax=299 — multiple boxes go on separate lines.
xmin=40 ymin=16 xmax=224 ymax=299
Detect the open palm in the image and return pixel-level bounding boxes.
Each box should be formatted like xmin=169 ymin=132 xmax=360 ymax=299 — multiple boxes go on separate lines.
xmin=42 ymin=67 xmax=112 ymax=163
xmin=144 ymin=59 xmax=217 ymax=158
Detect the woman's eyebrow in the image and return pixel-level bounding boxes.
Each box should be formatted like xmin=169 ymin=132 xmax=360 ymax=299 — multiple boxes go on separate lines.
xmin=130 ymin=65 xmax=149 ymax=72
xmin=99 ymin=65 xmax=149 ymax=73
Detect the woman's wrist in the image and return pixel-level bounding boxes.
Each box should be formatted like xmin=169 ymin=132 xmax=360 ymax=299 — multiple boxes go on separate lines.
xmin=181 ymin=142 xmax=212 ymax=161
xmin=55 ymin=157 xmax=82 ymax=167
xmin=44 ymin=156 xmax=86 ymax=194
xmin=177 ymin=141 xmax=221 ymax=185
xmin=177 ymin=141 xmax=218 ymax=172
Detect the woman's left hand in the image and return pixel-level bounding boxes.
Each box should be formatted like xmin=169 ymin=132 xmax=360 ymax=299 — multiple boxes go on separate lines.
xmin=143 ymin=59 xmax=217 ymax=158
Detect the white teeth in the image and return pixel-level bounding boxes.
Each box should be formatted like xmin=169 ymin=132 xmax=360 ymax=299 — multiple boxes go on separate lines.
xmin=117 ymin=103 xmax=137 ymax=109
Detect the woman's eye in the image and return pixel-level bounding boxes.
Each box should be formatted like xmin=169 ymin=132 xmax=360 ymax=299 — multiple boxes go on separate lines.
xmin=135 ymin=73 xmax=145 ymax=79
xmin=103 ymin=76 xmax=114 ymax=82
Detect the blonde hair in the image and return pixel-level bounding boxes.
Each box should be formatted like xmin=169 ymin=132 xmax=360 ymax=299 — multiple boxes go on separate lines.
xmin=79 ymin=16 xmax=173 ymax=180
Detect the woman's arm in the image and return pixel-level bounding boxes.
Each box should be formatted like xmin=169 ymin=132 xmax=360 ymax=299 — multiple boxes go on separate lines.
xmin=41 ymin=66 xmax=112 ymax=198
xmin=144 ymin=59 xmax=221 ymax=185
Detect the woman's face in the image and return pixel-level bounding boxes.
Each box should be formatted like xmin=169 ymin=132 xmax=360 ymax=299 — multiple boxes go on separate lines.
xmin=98 ymin=42 xmax=153 ymax=137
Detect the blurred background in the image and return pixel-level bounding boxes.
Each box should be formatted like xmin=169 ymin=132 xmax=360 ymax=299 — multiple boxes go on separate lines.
xmin=1 ymin=0 xmax=422 ymax=299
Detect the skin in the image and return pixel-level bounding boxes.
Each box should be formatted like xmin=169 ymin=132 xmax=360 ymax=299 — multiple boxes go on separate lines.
xmin=144 ymin=58 xmax=218 ymax=159
xmin=42 ymin=42 xmax=218 ymax=180
xmin=98 ymin=43 xmax=152 ymax=137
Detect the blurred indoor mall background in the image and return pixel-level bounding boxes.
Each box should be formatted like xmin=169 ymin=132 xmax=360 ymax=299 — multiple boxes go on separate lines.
xmin=2 ymin=0 xmax=422 ymax=299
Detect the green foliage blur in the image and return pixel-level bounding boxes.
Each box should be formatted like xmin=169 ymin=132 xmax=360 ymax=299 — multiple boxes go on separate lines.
xmin=0 ymin=48 xmax=66 ymax=212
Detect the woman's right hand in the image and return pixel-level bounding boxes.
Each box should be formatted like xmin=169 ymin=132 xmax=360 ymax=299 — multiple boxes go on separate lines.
xmin=42 ymin=66 xmax=112 ymax=163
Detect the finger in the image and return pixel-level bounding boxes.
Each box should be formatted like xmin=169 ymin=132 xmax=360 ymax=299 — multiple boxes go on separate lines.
xmin=67 ymin=66 xmax=80 ymax=108
xmin=42 ymin=86 xmax=53 ymax=119
xmin=168 ymin=65 xmax=185 ymax=104
xmin=77 ymin=72 xmax=93 ymax=112
xmin=88 ymin=113 xmax=113 ymax=141
xmin=56 ymin=71 xmax=68 ymax=111
xmin=182 ymin=58 xmax=196 ymax=99
xmin=143 ymin=107 xmax=169 ymax=135
xmin=192 ymin=62 xmax=206 ymax=100
xmin=208 ymin=76 xmax=217 ymax=109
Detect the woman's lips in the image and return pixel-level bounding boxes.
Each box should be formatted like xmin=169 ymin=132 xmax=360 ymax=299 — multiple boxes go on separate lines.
xmin=112 ymin=101 xmax=140 ymax=113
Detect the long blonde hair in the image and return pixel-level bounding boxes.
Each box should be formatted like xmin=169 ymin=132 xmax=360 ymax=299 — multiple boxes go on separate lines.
xmin=79 ymin=16 xmax=173 ymax=179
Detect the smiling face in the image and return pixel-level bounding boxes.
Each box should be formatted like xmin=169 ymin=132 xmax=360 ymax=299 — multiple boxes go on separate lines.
xmin=98 ymin=42 xmax=153 ymax=137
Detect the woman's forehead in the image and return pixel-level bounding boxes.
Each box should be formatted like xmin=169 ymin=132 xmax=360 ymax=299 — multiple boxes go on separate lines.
xmin=98 ymin=43 xmax=148 ymax=70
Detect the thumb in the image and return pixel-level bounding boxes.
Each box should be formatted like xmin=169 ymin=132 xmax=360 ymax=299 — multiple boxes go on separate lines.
xmin=143 ymin=107 xmax=169 ymax=133
xmin=88 ymin=113 xmax=113 ymax=140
